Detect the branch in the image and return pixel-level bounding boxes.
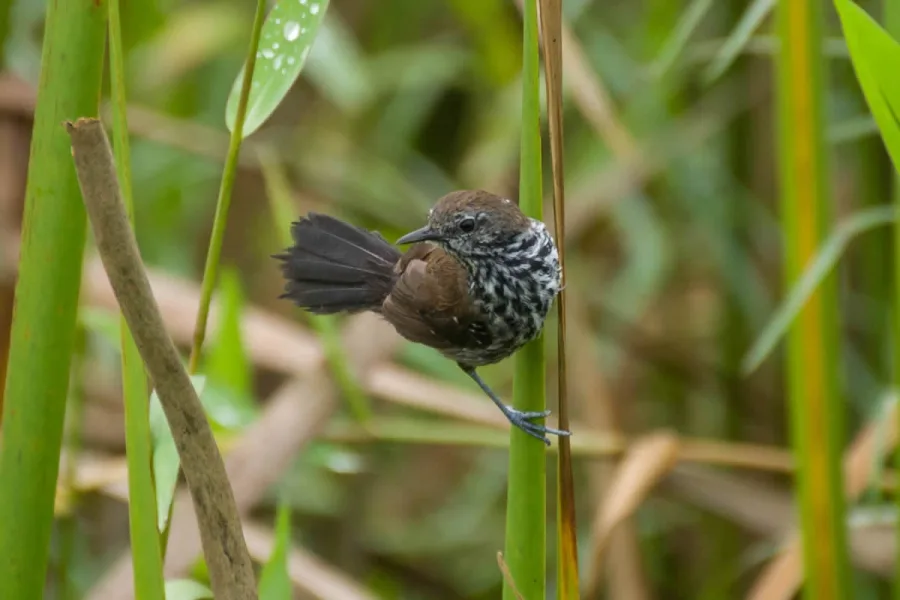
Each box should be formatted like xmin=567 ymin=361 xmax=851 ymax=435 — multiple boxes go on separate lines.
xmin=64 ymin=117 xmax=258 ymax=600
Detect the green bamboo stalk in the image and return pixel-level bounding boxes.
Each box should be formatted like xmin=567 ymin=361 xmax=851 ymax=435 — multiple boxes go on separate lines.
xmin=775 ymin=0 xmax=850 ymax=597
xmin=0 ymin=0 xmax=107 ymax=596
xmin=108 ymin=0 xmax=166 ymax=597
xmin=503 ymin=0 xmax=546 ymax=597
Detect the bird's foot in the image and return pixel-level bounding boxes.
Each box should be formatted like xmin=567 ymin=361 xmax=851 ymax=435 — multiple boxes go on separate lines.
xmin=502 ymin=406 xmax=571 ymax=446
xmin=459 ymin=365 xmax=571 ymax=446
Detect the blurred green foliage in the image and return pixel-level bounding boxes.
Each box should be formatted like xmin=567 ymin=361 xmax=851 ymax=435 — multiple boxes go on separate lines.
xmin=3 ymin=0 xmax=900 ymax=597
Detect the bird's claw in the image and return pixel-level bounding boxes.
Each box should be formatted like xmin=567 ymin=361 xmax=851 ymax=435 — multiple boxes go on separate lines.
xmin=505 ymin=407 xmax=571 ymax=446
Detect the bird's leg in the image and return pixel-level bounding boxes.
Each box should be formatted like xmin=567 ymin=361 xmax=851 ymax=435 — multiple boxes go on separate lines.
xmin=461 ymin=365 xmax=571 ymax=446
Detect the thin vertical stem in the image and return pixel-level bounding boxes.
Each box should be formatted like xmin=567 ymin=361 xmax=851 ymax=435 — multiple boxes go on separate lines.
xmin=537 ymin=0 xmax=579 ymax=598
xmin=187 ymin=0 xmax=267 ymax=373
xmin=108 ymin=0 xmax=166 ymax=596
xmin=775 ymin=0 xmax=850 ymax=597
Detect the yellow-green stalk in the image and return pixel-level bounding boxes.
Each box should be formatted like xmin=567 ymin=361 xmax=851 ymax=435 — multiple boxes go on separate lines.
xmin=775 ymin=0 xmax=850 ymax=597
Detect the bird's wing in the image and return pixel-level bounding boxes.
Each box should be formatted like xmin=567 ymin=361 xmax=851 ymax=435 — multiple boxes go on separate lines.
xmin=382 ymin=245 xmax=491 ymax=351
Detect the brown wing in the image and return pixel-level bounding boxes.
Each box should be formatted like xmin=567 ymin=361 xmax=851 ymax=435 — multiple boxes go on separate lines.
xmin=382 ymin=244 xmax=491 ymax=352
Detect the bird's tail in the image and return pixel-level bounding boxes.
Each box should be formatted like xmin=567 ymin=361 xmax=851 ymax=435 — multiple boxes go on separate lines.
xmin=275 ymin=213 xmax=402 ymax=314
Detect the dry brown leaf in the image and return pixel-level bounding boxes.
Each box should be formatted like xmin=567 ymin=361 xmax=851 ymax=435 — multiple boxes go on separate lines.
xmin=746 ymin=537 xmax=803 ymax=600
xmin=83 ymin=257 xmax=324 ymax=375
xmin=593 ymin=431 xmax=681 ymax=552
xmin=570 ymin=279 xmax=651 ymax=599
xmin=746 ymin=399 xmax=898 ymax=599
xmin=496 ymin=552 xmax=525 ymax=600
xmin=364 ymin=364 xmax=508 ymax=427
xmin=585 ymin=430 xmax=680 ymax=598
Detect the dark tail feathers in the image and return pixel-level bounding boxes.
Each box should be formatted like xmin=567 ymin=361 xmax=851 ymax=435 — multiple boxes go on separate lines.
xmin=274 ymin=213 xmax=402 ymax=314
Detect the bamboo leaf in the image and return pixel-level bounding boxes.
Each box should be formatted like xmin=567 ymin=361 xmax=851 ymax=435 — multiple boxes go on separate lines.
xmin=258 ymin=503 xmax=292 ymax=600
xmin=593 ymin=432 xmax=680 ymax=552
xmin=834 ymin=0 xmax=900 ymax=174
xmin=702 ymin=0 xmax=775 ymax=84
xmin=742 ymin=206 xmax=895 ymax=375
xmin=650 ymin=0 xmax=715 ymax=78
xmin=225 ymin=0 xmax=331 ymax=137
xmin=203 ymin=268 xmax=258 ymax=431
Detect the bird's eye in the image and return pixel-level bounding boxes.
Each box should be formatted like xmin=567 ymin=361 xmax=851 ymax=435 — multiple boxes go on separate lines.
xmin=458 ymin=217 xmax=476 ymax=233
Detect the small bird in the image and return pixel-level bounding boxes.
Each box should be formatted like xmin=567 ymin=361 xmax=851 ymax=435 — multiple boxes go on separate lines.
xmin=275 ymin=189 xmax=570 ymax=445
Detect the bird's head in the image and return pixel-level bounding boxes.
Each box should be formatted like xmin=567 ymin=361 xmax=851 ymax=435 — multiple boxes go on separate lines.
xmin=396 ymin=190 xmax=535 ymax=260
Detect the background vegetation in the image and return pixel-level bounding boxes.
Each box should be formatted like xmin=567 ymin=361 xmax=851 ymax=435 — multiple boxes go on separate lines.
xmin=2 ymin=0 xmax=900 ymax=597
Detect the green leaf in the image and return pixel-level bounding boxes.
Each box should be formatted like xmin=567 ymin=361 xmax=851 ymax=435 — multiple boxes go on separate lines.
xmin=834 ymin=0 xmax=900 ymax=173
xmin=164 ymin=579 xmax=214 ymax=600
xmin=258 ymin=503 xmax=292 ymax=600
xmin=150 ymin=375 xmax=207 ymax=532
xmin=702 ymin=0 xmax=775 ymax=84
xmin=206 ymin=269 xmax=251 ymax=396
xmin=203 ymin=268 xmax=257 ymax=430
xmin=225 ymin=0 xmax=331 ymax=137
xmin=742 ymin=205 xmax=895 ymax=375
xmin=649 ymin=0 xmax=714 ymax=78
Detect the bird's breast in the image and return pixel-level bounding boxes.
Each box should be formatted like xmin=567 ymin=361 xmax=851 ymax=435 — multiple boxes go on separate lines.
xmin=455 ymin=240 xmax=560 ymax=365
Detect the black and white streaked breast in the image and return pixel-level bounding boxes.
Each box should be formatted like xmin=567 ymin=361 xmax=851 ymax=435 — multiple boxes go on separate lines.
xmin=451 ymin=219 xmax=562 ymax=366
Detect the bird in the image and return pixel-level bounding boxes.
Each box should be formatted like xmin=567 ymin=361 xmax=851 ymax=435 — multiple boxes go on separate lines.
xmin=274 ymin=189 xmax=570 ymax=445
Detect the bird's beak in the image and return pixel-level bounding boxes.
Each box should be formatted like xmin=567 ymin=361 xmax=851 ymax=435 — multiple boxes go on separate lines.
xmin=396 ymin=225 xmax=442 ymax=245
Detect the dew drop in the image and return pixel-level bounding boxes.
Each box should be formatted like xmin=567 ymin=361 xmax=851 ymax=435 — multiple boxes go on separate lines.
xmin=283 ymin=21 xmax=301 ymax=41
xmin=275 ymin=18 xmax=281 ymax=24
xmin=287 ymin=56 xmax=295 ymax=65
xmin=261 ymin=49 xmax=275 ymax=59
xmin=274 ymin=55 xmax=284 ymax=70
xmin=273 ymin=42 xmax=279 ymax=50
xmin=300 ymin=0 xmax=307 ymax=4
xmin=310 ymin=3 xmax=320 ymax=14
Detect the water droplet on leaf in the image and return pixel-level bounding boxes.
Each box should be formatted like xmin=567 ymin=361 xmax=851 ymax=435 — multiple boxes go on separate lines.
xmin=283 ymin=21 xmax=301 ymax=41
